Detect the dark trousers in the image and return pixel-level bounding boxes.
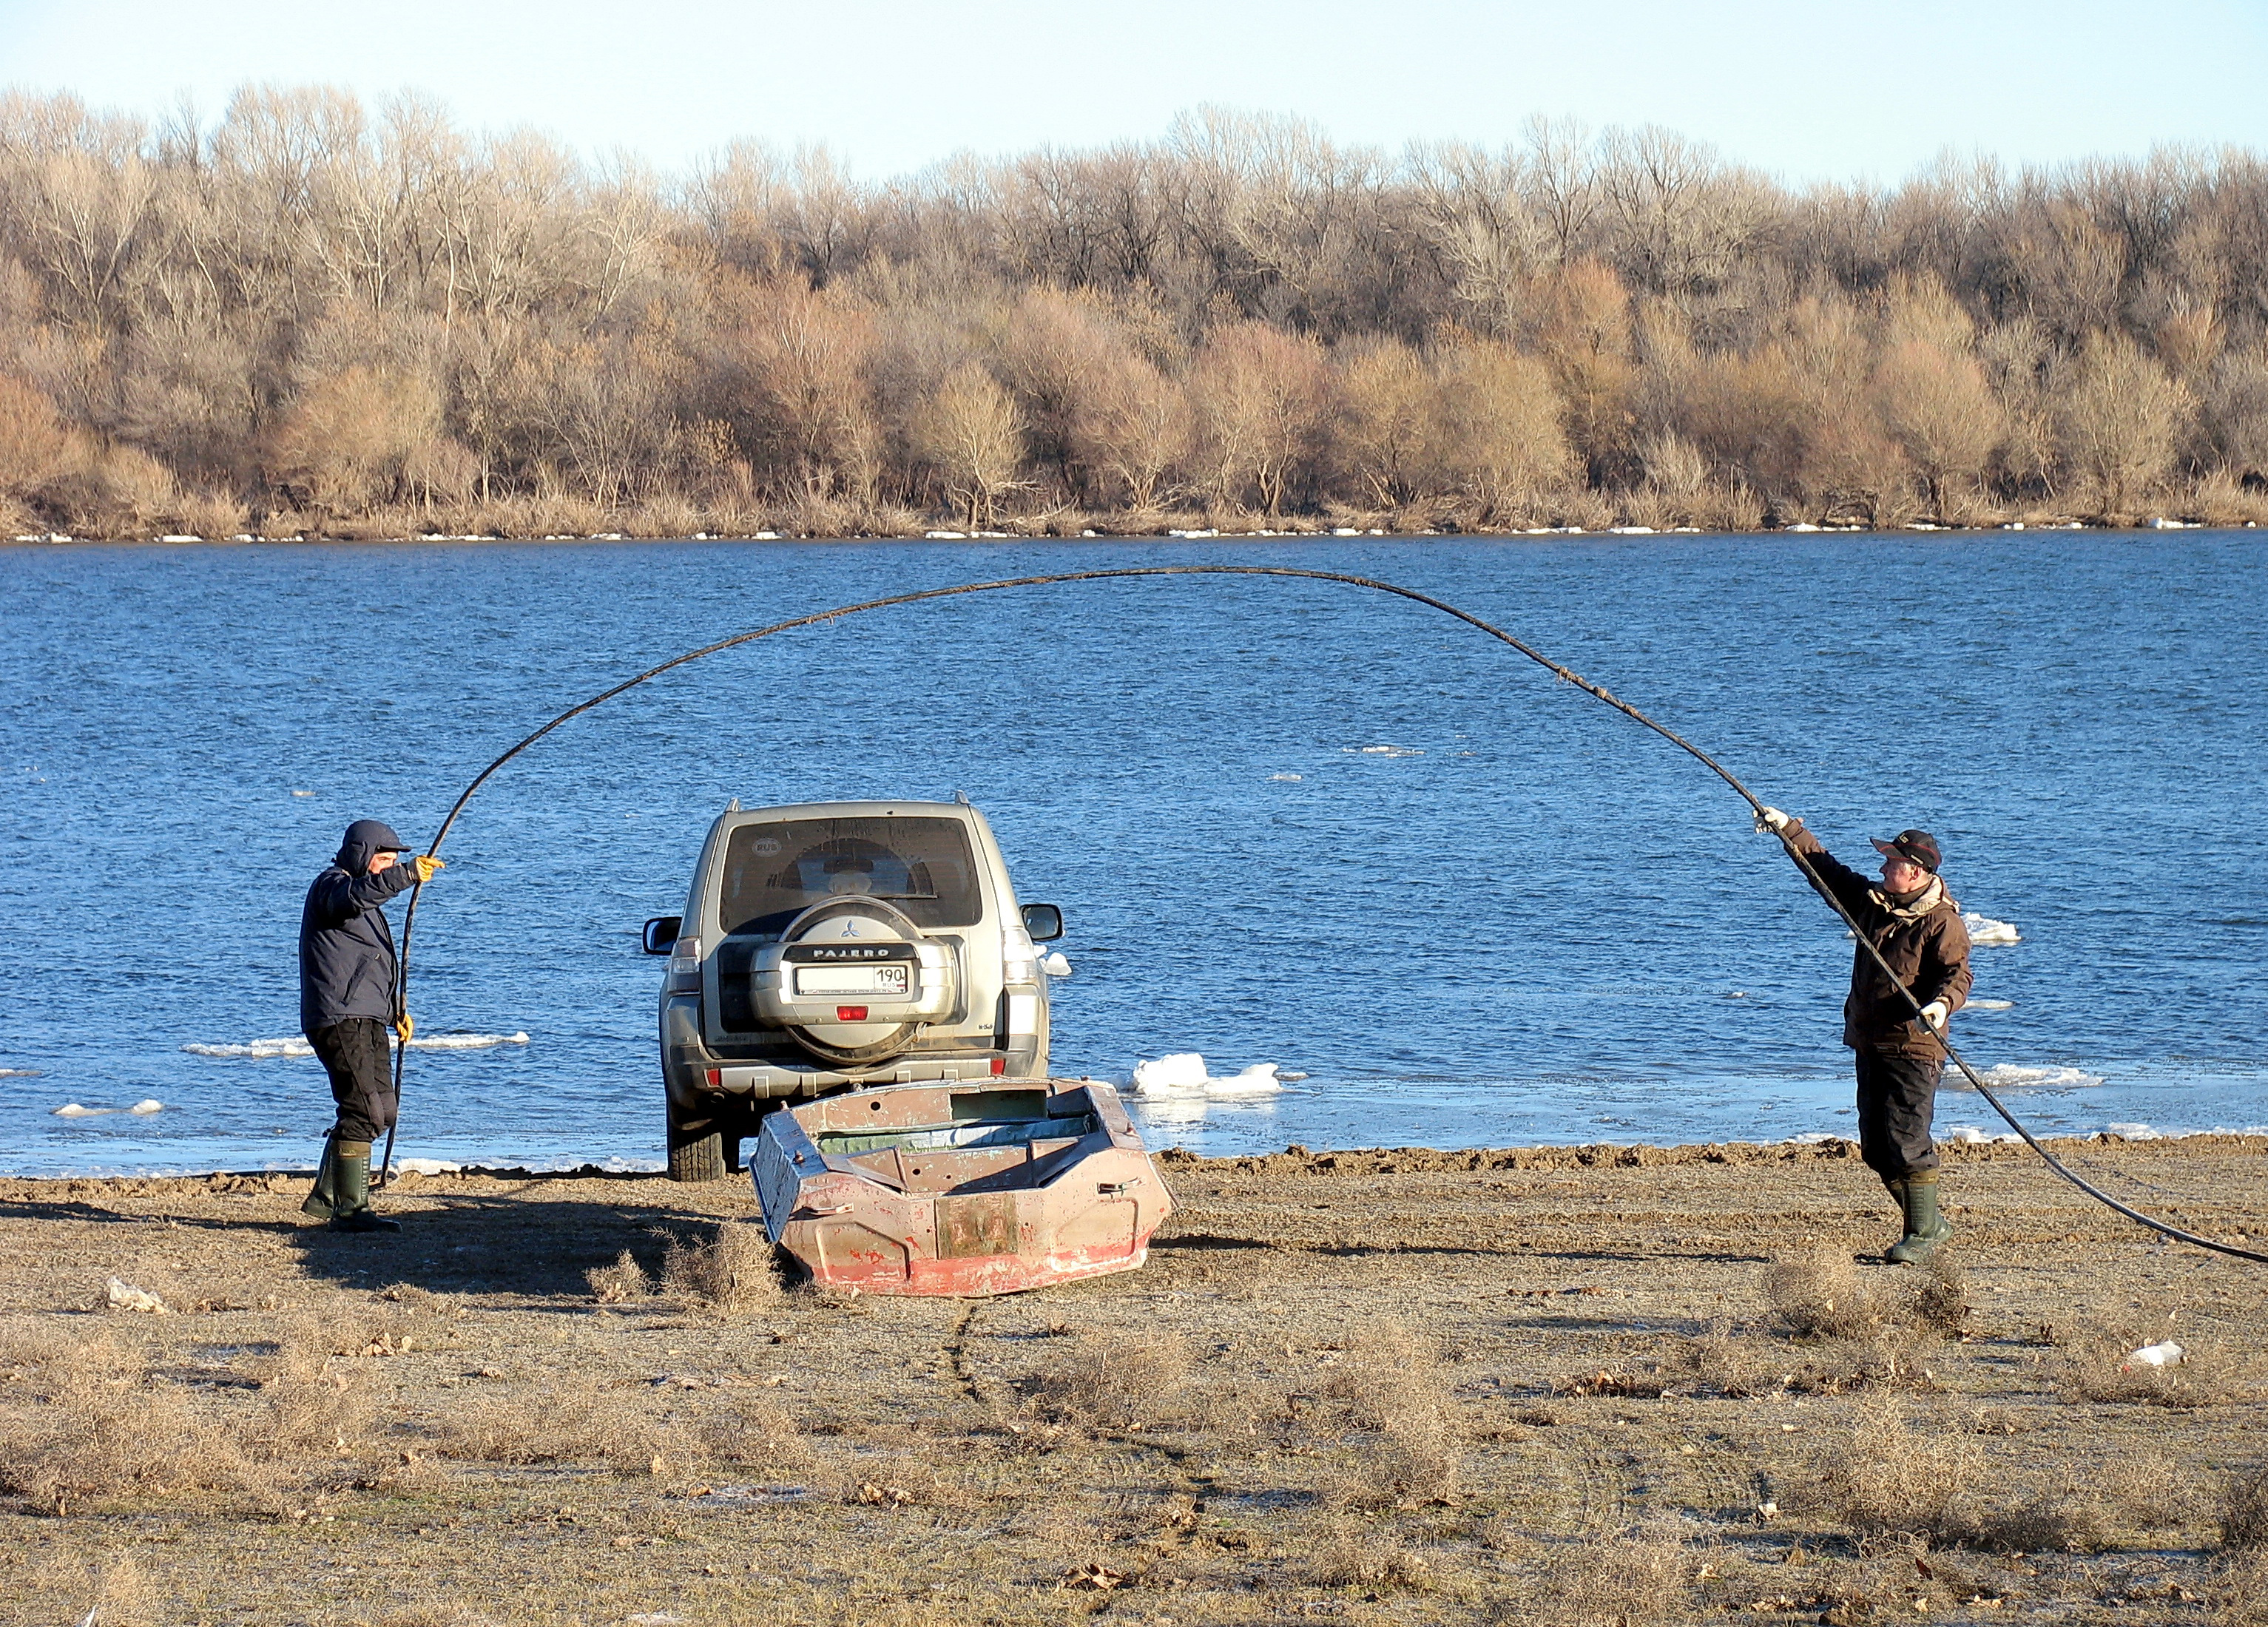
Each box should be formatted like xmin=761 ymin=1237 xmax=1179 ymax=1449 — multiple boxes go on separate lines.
xmin=309 ymin=1018 xmax=396 ymax=1144
xmin=1853 ymin=1049 xmax=1942 ymax=1184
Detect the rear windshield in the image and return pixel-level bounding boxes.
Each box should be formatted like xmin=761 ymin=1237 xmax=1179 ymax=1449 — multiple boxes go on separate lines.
xmin=716 ymin=816 xmax=985 ymax=934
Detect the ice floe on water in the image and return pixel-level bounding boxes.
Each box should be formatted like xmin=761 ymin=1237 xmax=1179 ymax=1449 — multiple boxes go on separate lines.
xmin=1959 ymin=1063 xmax=2104 ymax=1089
xmin=1345 ymin=744 xmax=1424 ymax=758
xmin=1967 ymin=998 xmax=2014 ymax=1011
xmin=1267 ymin=772 xmax=1303 ymax=782
xmin=1131 ymin=1053 xmax=1286 ymax=1100
xmin=51 ymin=1100 xmax=162 ymax=1118
xmin=183 ymin=1032 xmax=529 ymax=1058
xmin=1943 ymin=1124 xmax=2020 ymax=1144
xmin=1963 ymin=913 xmax=2021 ymax=945
xmin=0 ymin=1067 xmax=42 ymax=1078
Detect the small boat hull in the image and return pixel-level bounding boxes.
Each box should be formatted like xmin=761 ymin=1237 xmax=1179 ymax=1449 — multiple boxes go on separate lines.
xmin=750 ymin=1080 xmax=1173 ymax=1296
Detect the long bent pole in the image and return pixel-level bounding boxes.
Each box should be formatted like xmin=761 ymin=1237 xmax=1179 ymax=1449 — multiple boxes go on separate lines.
xmin=382 ymin=565 xmax=2264 ymax=1266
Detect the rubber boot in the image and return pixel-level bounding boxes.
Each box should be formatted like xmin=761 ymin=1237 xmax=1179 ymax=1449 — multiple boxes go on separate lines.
xmin=326 ymin=1140 xmax=402 ymax=1234
xmin=300 ymin=1132 xmax=341 ymax=1222
xmin=1885 ymin=1173 xmax=1952 ymax=1264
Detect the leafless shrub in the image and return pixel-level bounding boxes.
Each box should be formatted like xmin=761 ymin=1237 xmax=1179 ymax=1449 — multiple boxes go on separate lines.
xmin=2218 ymin=1551 xmax=2268 ymax=1627
xmin=587 ymin=1249 xmax=652 ymax=1304
xmin=21 ymin=1551 xmax=156 ymax=1627
xmin=1766 ymin=1248 xmax=1883 ymax=1339
xmin=658 ymin=1222 xmax=783 ymax=1319
xmin=2225 ymin=1464 xmax=2268 ymax=1549
xmin=1522 ymin=1532 xmax=1696 ymax=1626
xmin=1817 ymin=1395 xmax=1985 ymax=1541
xmin=699 ymin=1392 xmax=814 ymax=1471
xmin=1311 ymin=1521 xmax=1435 ymax=1591
xmin=1027 ymin=1329 xmax=1192 ymax=1432
xmin=1903 ymin=1254 xmax=1968 ymax=1335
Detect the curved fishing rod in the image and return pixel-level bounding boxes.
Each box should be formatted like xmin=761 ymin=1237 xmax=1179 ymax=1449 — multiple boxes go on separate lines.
xmin=379 ymin=564 xmax=2265 ymax=1266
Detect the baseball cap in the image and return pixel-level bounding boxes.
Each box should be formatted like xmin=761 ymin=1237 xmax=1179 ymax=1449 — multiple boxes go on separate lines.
xmin=1871 ymin=829 xmax=1942 ymax=872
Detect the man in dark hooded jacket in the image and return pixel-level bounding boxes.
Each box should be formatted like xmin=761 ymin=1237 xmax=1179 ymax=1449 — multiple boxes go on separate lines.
xmin=300 ymin=819 xmax=442 ymax=1232
xmin=1755 ymin=808 xmax=1971 ymax=1263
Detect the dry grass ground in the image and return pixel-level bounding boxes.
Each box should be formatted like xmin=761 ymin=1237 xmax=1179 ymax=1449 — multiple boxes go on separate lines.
xmin=0 ymin=1133 xmax=2263 ymax=1626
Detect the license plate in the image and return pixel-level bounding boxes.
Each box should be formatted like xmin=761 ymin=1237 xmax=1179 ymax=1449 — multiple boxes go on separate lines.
xmin=794 ymin=964 xmax=910 ymax=996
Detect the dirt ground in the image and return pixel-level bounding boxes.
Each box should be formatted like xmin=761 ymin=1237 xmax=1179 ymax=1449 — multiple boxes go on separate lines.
xmin=2 ymin=1132 xmax=2265 ymax=1627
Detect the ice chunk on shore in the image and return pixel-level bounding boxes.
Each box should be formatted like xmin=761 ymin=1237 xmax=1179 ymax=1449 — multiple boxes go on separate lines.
xmin=1964 ymin=913 xmax=2021 ymax=945
xmin=1131 ymin=1053 xmax=1286 ymax=1100
xmin=1944 ymin=1124 xmax=2019 ymax=1144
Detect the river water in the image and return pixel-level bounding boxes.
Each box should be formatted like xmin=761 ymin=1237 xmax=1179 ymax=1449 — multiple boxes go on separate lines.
xmin=2 ymin=534 xmax=2263 ymax=1175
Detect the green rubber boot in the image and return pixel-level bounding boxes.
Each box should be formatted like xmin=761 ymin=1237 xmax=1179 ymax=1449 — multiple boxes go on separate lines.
xmin=327 ymin=1140 xmax=402 ymax=1234
xmin=1885 ymin=1173 xmax=1952 ymax=1264
xmin=300 ymin=1132 xmax=341 ymax=1222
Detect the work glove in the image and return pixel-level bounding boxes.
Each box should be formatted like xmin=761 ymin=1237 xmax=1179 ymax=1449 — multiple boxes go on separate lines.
xmin=1753 ymin=806 xmax=1792 ymax=834
xmin=395 ymin=1013 xmax=414 ymax=1047
xmin=411 ymin=853 xmax=445 ymax=884
xmin=1917 ymin=1000 xmax=1950 ymax=1032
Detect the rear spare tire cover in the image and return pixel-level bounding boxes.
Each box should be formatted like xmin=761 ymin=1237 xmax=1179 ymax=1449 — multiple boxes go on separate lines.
xmin=779 ymin=897 xmax=925 ymax=1065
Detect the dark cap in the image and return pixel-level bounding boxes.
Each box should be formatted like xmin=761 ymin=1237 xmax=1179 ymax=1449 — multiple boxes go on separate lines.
xmin=1871 ymin=828 xmax=1942 ymax=873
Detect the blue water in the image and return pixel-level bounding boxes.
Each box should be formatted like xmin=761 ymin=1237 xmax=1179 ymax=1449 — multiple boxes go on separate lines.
xmin=2 ymin=535 xmax=2264 ymax=1174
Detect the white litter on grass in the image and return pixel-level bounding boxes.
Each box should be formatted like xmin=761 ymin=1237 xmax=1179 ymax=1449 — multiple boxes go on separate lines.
xmin=107 ymin=1278 xmax=166 ymax=1313
xmin=1964 ymin=913 xmax=2021 ymax=945
xmin=1967 ymin=998 xmax=2014 ymax=1011
xmin=1130 ymin=1053 xmax=1286 ymax=1100
xmin=1962 ymin=1063 xmax=2103 ymax=1089
xmin=2127 ymin=1341 xmax=2184 ymax=1368
xmin=184 ymin=1031 xmax=529 ymax=1058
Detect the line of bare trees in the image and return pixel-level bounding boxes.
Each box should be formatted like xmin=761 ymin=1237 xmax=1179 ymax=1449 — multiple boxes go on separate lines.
xmin=6 ymin=88 xmax=2268 ymax=540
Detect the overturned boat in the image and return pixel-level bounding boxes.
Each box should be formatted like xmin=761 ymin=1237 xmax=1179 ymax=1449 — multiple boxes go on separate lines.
xmin=749 ymin=1079 xmax=1173 ymax=1295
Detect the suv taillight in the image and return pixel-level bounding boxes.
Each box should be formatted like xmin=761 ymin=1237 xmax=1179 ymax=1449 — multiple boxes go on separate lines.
xmin=666 ymin=936 xmax=703 ymax=992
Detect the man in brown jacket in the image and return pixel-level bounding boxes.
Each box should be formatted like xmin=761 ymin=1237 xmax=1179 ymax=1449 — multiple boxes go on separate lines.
xmin=1755 ymin=808 xmax=1972 ymax=1262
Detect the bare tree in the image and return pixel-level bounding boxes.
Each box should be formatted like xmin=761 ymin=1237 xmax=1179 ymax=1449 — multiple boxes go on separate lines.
xmin=913 ymin=363 xmax=1025 ymax=525
xmin=2056 ymin=333 xmax=2191 ymax=514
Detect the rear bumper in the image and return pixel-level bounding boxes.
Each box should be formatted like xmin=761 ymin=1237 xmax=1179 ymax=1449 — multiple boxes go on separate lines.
xmin=661 ymin=993 xmax=1037 ymax=1111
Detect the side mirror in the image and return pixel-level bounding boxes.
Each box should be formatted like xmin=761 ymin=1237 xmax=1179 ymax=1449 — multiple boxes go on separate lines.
xmin=641 ymin=916 xmax=682 ymax=955
xmin=1020 ymin=902 xmax=1064 ymax=942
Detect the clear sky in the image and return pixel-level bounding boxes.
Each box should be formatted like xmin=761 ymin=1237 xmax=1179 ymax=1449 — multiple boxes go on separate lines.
xmin=4 ymin=0 xmax=2267 ymax=183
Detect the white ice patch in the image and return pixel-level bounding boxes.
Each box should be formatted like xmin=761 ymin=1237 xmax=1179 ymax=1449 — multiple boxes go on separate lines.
xmin=1040 ymin=952 xmax=1072 ymax=978
xmin=53 ymin=1103 xmax=108 ymax=1117
xmin=1963 ymin=1063 xmax=2104 ymax=1089
xmin=2104 ymin=1121 xmax=2161 ymax=1139
xmin=1967 ymin=998 xmax=2014 ymax=1011
xmin=391 ymin=1157 xmax=463 ymax=1174
xmin=1347 ymin=744 xmax=1424 ymax=758
xmin=129 ymin=1099 xmax=162 ymax=1114
xmin=1130 ymin=1053 xmax=1285 ymax=1100
xmin=0 ymin=1067 xmax=42 ymax=1078
xmin=1268 ymin=773 xmax=1303 ymax=782
xmin=183 ymin=1037 xmax=313 ymax=1059
xmin=1943 ymin=1124 xmax=2019 ymax=1144
xmin=408 ymin=1031 xmax=530 ymax=1052
xmin=184 ymin=1031 xmax=529 ymax=1058
xmin=1964 ymin=913 xmax=2021 ymax=945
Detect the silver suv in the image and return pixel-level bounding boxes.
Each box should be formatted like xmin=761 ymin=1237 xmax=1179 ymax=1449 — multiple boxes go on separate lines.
xmin=642 ymin=798 xmax=1064 ymax=1181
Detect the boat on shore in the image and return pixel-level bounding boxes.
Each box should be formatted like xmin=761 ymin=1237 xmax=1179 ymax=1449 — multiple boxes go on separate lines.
xmin=749 ymin=1079 xmax=1173 ymax=1295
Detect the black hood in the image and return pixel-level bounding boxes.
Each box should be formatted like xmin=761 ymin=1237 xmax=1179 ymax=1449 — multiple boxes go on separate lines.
xmin=336 ymin=819 xmax=410 ymax=875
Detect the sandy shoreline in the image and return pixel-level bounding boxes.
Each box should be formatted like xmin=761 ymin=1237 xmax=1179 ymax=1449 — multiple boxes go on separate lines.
xmin=2 ymin=1134 xmax=2264 ymax=1625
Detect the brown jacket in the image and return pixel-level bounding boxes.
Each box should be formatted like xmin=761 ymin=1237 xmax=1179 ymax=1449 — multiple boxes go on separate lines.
xmin=1782 ymin=820 xmax=1973 ymax=1059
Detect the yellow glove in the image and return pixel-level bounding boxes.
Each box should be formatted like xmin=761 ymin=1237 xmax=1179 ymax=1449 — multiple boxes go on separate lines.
xmin=395 ymin=1013 xmax=414 ymax=1047
xmin=411 ymin=854 xmax=445 ymax=883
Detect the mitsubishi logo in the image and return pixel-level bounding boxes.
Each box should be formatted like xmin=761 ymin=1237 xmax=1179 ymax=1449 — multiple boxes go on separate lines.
xmin=841 ymin=921 xmax=861 ymax=938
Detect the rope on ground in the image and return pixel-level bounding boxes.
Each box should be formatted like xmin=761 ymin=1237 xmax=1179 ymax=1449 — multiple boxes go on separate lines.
xmin=379 ymin=564 xmax=2267 ymax=1266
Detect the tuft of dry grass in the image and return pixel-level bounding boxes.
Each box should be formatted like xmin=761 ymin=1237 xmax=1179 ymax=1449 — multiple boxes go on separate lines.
xmin=0 ymin=1332 xmax=269 ymax=1515
xmin=1818 ymin=1396 xmax=2110 ymax=1552
xmin=2218 ymin=1551 xmax=2268 ymax=1627
xmin=1314 ymin=1322 xmax=1464 ymax=1508
xmin=2055 ymin=1326 xmax=2250 ymax=1409
xmin=2226 ymin=1464 xmax=2268 ymax=1549
xmin=1310 ymin=1521 xmax=1435 ymax=1591
xmin=433 ymin=1376 xmax=675 ymax=1475
xmin=1522 ymin=1532 xmax=1696 ymax=1626
xmin=586 ymin=1248 xmax=652 ymax=1304
xmin=1766 ymin=1248 xmax=1884 ymax=1339
xmin=1904 ymin=1254 xmax=1969 ymax=1334
xmin=1027 ymin=1329 xmax=1193 ymax=1432
xmin=21 ymin=1550 xmax=158 ymax=1627
xmin=658 ymin=1222 xmax=783 ymax=1319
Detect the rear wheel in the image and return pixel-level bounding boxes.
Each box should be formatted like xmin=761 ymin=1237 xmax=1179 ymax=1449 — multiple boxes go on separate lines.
xmin=666 ymin=1100 xmax=728 ymax=1183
